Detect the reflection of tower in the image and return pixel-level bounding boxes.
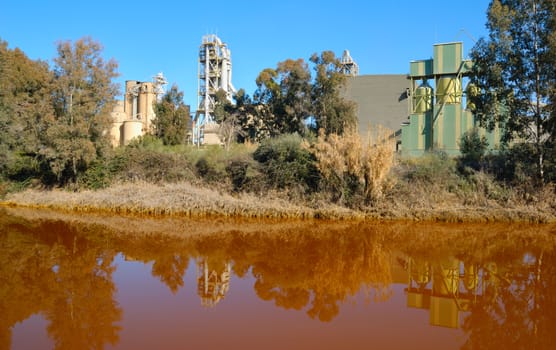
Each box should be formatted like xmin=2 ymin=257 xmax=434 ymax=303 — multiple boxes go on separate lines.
xmin=429 ymin=258 xmax=461 ymax=328
xmin=193 ymin=34 xmax=236 ymax=145
xmin=196 ymin=258 xmax=231 ymax=307
xmin=403 ymin=256 xmax=482 ymax=329
xmin=339 ymin=50 xmax=359 ymax=76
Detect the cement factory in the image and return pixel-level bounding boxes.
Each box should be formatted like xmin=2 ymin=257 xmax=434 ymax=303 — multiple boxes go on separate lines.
xmin=110 ymin=34 xmax=501 ymax=155
xmin=110 ymin=73 xmax=167 ymax=147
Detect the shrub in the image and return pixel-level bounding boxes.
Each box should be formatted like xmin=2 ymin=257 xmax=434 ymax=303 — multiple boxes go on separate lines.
xmin=126 ymin=135 xmax=164 ymax=150
xmin=310 ymin=127 xmax=395 ymax=205
xmin=7 ymin=154 xmax=39 ymax=180
xmin=402 ymin=151 xmax=457 ymax=185
xmin=109 ymin=144 xmax=195 ymax=183
xmin=361 ymin=126 xmax=396 ymax=202
xmin=253 ymin=133 xmax=320 ymax=194
xmin=77 ymin=160 xmax=111 ymax=190
xmin=226 ymin=160 xmax=249 ymax=192
xmin=458 ymin=128 xmax=488 ymax=171
xmin=195 ymin=157 xmax=221 ymax=182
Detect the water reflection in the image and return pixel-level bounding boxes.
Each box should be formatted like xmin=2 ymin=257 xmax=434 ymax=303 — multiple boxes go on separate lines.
xmin=399 ymin=257 xmax=509 ymax=329
xmin=0 ymin=215 xmax=121 ymax=350
xmin=197 ymin=259 xmax=231 ymax=307
xmin=1 ymin=208 xmax=556 ymax=349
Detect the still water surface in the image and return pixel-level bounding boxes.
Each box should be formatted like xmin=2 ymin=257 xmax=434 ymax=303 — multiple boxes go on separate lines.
xmin=1 ymin=208 xmax=556 ymax=349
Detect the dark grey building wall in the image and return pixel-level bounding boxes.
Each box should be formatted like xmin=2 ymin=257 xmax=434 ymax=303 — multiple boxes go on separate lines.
xmin=343 ymin=75 xmax=409 ymax=138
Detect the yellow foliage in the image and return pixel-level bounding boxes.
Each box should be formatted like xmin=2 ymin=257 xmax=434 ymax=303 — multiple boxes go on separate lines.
xmin=362 ymin=125 xmax=396 ymax=200
xmin=311 ymin=126 xmax=395 ymax=203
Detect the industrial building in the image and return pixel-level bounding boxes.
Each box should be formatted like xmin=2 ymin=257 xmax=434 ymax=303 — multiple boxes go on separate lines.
xmin=109 ymin=37 xmax=500 ymax=156
xmin=344 ymin=42 xmax=501 ymax=156
xmin=401 ymin=42 xmax=501 ymax=156
xmin=343 ymin=74 xmax=409 ymax=143
xmin=193 ymin=34 xmax=236 ymax=145
xmin=110 ymin=73 xmax=167 ymax=147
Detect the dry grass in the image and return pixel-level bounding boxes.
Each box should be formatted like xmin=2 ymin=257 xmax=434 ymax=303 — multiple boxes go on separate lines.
xmin=362 ymin=125 xmax=396 ymax=201
xmin=2 ymin=179 xmax=553 ymax=223
xmin=310 ymin=127 xmax=395 ymax=203
xmin=0 ymin=181 xmax=366 ymax=220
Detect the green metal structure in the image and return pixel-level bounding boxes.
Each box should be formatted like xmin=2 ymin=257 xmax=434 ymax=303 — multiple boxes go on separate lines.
xmin=401 ymin=42 xmax=501 ymax=156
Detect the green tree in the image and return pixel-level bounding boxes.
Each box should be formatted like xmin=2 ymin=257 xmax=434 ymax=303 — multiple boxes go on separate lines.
xmin=153 ymin=84 xmax=190 ymax=145
xmin=212 ymin=88 xmax=242 ymax=150
xmin=233 ymin=88 xmax=273 ymax=143
xmin=310 ymin=51 xmax=357 ymax=135
xmin=42 ymin=37 xmax=119 ymax=184
xmin=254 ymin=59 xmax=312 ymax=136
xmin=0 ymin=38 xmax=54 ymax=181
xmin=459 ymin=128 xmax=489 ymax=171
xmin=468 ymin=0 xmax=556 ymax=182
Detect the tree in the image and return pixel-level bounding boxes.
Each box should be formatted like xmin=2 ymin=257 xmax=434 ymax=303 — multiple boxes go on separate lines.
xmin=43 ymin=37 xmax=119 ymax=184
xmin=233 ymin=89 xmax=272 ymax=143
xmin=310 ymin=51 xmax=357 ymax=135
xmin=153 ymin=84 xmax=190 ymax=145
xmin=212 ymin=88 xmax=241 ymax=150
xmin=0 ymin=38 xmax=54 ymax=181
xmin=254 ymin=59 xmax=312 ymax=136
xmin=252 ymin=52 xmax=357 ymax=139
xmin=468 ymin=0 xmax=556 ymax=182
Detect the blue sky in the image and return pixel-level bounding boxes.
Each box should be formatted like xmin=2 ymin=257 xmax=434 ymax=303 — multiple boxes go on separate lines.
xmin=1 ymin=0 xmax=490 ymax=110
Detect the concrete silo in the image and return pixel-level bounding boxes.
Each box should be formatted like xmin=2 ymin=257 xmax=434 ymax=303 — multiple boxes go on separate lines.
xmin=109 ymin=74 xmax=167 ymax=146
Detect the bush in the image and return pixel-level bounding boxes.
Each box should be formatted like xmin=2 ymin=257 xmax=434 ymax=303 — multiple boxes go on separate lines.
xmin=402 ymin=151 xmax=457 ymax=185
xmin=310 ymin=127 xmax=396 ymax=206
xmin=195 ymin=157 xmax=221 ymax=182
xmin=253 ymin=134 xmax=320 ymax=194
xmin=77 ymin=160 xmax=111 ymax=190
xmin=109 ymin=144 xmax=196 ymax=183
xmin=458 ymin=128 xmax=488 ymax=171
xmin=4 ymin=153 xmax=40 ymax=182
xmin=226 ymin=160 xmax=249 ymax=192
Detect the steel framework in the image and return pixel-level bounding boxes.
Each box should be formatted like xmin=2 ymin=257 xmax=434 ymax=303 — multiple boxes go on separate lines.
xmin=194 ymin=34 xmax=235 ymax=144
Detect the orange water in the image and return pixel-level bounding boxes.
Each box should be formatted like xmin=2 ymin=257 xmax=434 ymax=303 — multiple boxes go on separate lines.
xmin=2 ymin=209 xmax=555 ymax=349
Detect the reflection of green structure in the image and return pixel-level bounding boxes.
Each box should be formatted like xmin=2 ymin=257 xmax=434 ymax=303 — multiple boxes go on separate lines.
xmin=404 ymin=256 xmax=481 ymax=329
xmin=401 ymin=42 xmax=501 ymax=156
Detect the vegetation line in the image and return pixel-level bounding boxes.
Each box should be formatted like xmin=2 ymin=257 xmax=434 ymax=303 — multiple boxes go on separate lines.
xmin=1 ymin=181 xmax=552 ymax=224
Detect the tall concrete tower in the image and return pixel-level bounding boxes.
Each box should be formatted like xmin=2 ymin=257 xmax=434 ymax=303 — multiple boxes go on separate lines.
xmin=194 ymin=34 xmax=236 ymax=145
xmin=340 ymin=50 xmax=359 ymax=76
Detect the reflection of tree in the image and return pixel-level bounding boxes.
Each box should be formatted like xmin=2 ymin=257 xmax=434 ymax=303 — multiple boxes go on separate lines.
xmin=461 ymin=251 xmax=556 ymax=350
xmin=254 ymin=278 xmax=310 ymax=311
xmin=232 ymin=226 xmax=393 ymax=322
xmin=0 ymin=229 xmax=56 ymax=350
xmin=0 ymin=216 xmax=122 ymax=350
xmin=151 ymin=253 xmax=189 ymax=294
xmin=115 ymin=234 xmax=194 ymax=294
xmin=4 ymin=208 xmax=556 ymax=347
xmin=45 ymin=236 xmax=121 ymax=350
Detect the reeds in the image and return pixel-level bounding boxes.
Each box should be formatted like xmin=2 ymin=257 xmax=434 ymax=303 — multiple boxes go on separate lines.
xmin=310 ymin=126 xmax=395 ymax=204
xmin=362 ymin=125 xmax=396 ymax=202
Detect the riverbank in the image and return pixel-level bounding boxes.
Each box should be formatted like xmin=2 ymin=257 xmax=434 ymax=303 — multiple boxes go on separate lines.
xmin=1 ymin=181 xmax=554 ymax=223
